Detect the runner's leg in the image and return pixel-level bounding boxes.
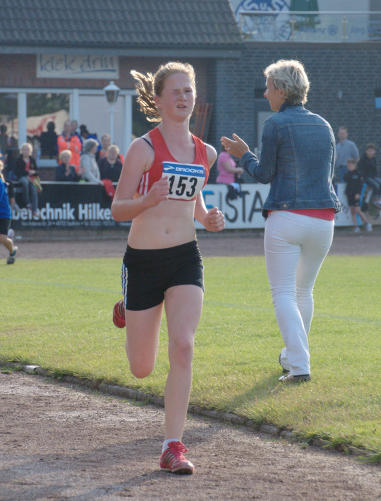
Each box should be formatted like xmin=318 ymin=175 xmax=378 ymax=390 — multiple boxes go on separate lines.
xmin=163 ymin=284 xmax=203 ymax=440
xmin=125 ymin=303 xmax=163 ymax=378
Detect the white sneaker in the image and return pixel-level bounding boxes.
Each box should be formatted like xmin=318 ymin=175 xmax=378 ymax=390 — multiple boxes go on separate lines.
xmin=366 ymin=223 xmax=373 ymax=232
xmin=353 ymin=227 xmax=361 ymax=233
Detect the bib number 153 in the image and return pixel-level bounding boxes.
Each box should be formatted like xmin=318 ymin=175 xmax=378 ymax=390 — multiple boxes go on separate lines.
xmin=162 ymin=162 xmax=205 ymax=201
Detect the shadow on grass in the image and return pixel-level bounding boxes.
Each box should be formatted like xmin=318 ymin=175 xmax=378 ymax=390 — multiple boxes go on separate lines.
xmin=221 ymin=372 xmax=289 ymax=416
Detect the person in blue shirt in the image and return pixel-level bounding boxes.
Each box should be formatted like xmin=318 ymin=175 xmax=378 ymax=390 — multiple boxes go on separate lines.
xmin=222 ymin=59 xmax=341 ymax=383
xmin=0 ymin=159 xmax=17 ymax=264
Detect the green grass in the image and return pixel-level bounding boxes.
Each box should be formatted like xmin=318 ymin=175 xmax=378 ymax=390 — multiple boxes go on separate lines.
xmin=1 ymin=255 xmax=381 ymax=455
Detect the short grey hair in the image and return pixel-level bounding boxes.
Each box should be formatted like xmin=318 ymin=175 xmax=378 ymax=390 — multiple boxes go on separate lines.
xmin=264 ymin=59 xmax=310 ymax=105
xmin=83 ymin=138 xmax=98 ymax=154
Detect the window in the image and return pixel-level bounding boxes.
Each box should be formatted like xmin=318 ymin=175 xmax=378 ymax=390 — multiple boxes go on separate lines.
xmin=0 ymin=93 xmax=19 ymax=171
xmin=27 ymin=93 xmax=70 ymax=159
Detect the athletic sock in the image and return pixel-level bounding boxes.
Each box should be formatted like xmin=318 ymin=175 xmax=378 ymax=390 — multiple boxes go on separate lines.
xmin=162 ymin=438 xmax=179 ymax=453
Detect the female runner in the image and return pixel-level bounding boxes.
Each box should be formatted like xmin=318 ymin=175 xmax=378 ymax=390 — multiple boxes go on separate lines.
xmin=111 ymin=61 xmax=225 ymax=474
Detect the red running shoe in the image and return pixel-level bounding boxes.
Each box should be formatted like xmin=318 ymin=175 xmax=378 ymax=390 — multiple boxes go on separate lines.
xmin=113 ymin=299 xmax=126 ymax=328
xmin=160 ymin=441 xmax=194 ymax=474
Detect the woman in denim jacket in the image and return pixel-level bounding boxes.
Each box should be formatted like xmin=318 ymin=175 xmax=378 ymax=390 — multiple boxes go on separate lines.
xmin=222 ymin=59 xmax=341 ymax=383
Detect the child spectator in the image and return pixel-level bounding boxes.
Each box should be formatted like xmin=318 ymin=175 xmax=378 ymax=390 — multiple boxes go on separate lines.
xmin=0 ymin=160 xmax=17 ymax=264
xmin=357 ymin=143 xmax=381 ymax=209
xmin=98 ymin=145 xmax=123 ymax=182
xmin=344 ymin=158 xmax=372 ymax=233
xmin=56 ymin=150 xmax=80 ymax=182
xmin=216 ymin=145 xmax=244 ymax=200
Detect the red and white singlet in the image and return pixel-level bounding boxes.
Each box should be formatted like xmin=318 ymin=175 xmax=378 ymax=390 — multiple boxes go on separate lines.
xmin=137 ymin=127 xmax=210 ymax=202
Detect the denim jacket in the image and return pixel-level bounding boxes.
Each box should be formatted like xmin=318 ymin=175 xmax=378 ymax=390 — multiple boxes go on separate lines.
xmin=241 ymin=103 xmax=341 ymax=214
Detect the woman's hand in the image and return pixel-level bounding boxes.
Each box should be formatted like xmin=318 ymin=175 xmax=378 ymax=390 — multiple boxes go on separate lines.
xmin=221 ymin=134 xmax=250 ymax=159
xmin=144 ymin=177 xmax=169 ymax=207
xmin=202 ymin=207 xmax=225 ymax=232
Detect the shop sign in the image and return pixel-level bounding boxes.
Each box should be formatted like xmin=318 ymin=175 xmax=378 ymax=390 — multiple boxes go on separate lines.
xmin=37 ymin=54 xmax=119 ymax=79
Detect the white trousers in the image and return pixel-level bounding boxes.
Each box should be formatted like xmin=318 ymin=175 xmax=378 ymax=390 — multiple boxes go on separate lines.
xmin=264 ymin=211 xmax=334 ymax=375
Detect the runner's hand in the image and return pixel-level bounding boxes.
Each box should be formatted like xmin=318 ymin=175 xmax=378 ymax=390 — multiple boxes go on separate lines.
xmin=144 ymin=177 xmax=169 ymax=207
xmin=203 ymin=207 xmax=225 ymax=232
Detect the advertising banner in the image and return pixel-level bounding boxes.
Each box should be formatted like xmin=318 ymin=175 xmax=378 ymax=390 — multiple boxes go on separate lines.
xmin=13 ymin=182 xmax=352 ymax=230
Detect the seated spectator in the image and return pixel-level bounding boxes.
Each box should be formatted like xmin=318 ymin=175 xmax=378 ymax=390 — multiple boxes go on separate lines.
xmin=56 ymin=150 xmax=80 ymax=182
xmin=57 ymin=120 xmax=82 ymax=171
xmin=344 ymin=158 xmax=372 ymax=233
xmin=358 ymin=143 xmax=381 ymax=209
xmin=40 ymin=121 xmax=58 ymax=158
xmin=80 ymin=139 xmax=102 ymax=184
xmin=97 ymin=133 xmax=124 ymax=164
xmin=14 ymin=143 xmax=39 ymax=217
xmin=98 ymin=145 xmax=123 ymax=182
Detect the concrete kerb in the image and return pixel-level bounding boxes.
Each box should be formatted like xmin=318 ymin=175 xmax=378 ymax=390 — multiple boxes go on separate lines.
xmin=1 ymin=361 xmax=376 ymax=461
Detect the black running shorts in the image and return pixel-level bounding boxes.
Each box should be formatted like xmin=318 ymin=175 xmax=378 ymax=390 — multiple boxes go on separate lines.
xmin=121 ymin=240 xmax=204 ymax=311
xmin=0 ymin=218 xmax=11 ymax=236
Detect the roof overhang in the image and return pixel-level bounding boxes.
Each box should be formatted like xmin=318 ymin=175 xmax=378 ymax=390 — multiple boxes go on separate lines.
xmin=0 ymin=45 xmax=242 ymax=59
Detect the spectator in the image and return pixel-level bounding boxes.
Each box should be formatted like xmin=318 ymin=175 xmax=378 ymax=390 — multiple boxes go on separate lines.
xmin=0 ymin=124 xmax=10 ymax=155
xmin=216 ymin=145 xmax=244 ymax=200
xmin=97 ymin=133 xmax=124 ymax=164
xmin=14 ymin=143 xmax=39 ymax=217
xmin=40 ymin=121 xmax=58 ymax=158
xmin=335 ymin=126 xmax=359 ymax=182
xmin=344 ymin=158 xmax=372 ymax=233
xmin=70 ymin=119 xmax=80 ymax=137
xmin=79 ymin=124 xmax=100 ymax=149
xmin=0 ymin=159 xmax=18 ymax=264
xmin=358 ymin=143 xmax=381 ymax=209
xmin=2 ymin=136 xmax=18 ymax=181
xmin=97 ymin=133 xmax=111 ymax=161
xmin=98 ymin=145 xmax=123 ymax=182
xmin=56 ymin=150 xmax=80 ymax=182
xmin=57 ymin=119 xmax=82 ymax=170
xmin=80 ymin=139 xmax=102 ymax=184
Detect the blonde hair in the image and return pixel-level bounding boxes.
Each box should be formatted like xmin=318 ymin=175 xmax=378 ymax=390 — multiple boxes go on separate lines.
xmin=107 ymin=144 xmax=120 ymax=155
xmin=264 ymin=59 xmax=310 ymax=105
xmin=59 ymin=149 xmax=72 ymax=162
xmin=0 ymin=160 xmax=4 ymax=183
xmin=20 ymin=142 xmax=33 ymax=155
xmin=131 ymin=61 xmax=196 ymax=122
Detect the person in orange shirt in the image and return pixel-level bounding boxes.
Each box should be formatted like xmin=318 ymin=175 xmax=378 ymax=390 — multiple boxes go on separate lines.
xmin=57 ymin=120 xmax=82 ymax=169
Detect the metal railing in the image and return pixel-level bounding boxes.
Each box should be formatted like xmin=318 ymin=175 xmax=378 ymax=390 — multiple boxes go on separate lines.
xmin=239 ymin=11 xmax=381 ymax=42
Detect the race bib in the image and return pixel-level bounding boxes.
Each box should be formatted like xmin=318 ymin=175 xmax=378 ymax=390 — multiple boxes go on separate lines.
xmin=162 ymin=162 xmax=205 ymax=201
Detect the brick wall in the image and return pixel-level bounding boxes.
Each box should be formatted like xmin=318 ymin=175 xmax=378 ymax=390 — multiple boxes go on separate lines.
xmin=0 ymin=55 xmax=208 ymax=98
xmin=207 ymin=42 xmax=381 ymax=162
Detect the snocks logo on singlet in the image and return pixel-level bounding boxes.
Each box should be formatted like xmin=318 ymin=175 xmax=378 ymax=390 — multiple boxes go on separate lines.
xmin=162 ymin=162 xmax=206 ymax=201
